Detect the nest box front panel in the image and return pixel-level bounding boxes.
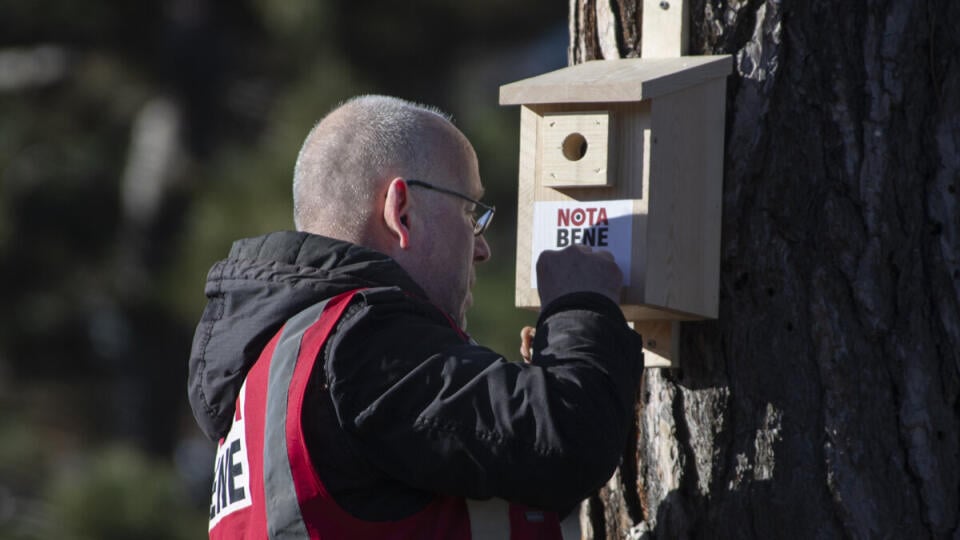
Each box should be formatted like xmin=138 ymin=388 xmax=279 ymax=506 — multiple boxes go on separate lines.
xmin=515 ymin=102 xmax=652 ymax=313
xmin=539 ymin=111 xmax=610 ymax=188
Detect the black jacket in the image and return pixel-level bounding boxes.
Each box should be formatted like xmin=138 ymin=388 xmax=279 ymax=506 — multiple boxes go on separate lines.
xmin=188 ymin=231 xmax=644 ymax=518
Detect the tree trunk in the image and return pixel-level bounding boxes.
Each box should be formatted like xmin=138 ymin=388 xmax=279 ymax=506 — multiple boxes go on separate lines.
xmin=571 ymin=1 xmax=960 ymax=538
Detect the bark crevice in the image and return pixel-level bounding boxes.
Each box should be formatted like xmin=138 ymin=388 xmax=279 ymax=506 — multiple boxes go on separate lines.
xmin=569 ymin=0 xmax=959 ymax=536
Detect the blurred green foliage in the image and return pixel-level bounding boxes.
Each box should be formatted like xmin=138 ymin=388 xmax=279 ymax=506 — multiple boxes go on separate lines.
xmin=0 ymin=0 xmax=565 ymax=536
xmin=46 ymin=446 xmax=206 ymax=540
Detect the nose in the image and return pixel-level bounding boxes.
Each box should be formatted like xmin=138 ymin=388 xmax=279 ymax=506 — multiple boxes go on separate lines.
xmin=474 ymin=234 xmax=491 ymax=263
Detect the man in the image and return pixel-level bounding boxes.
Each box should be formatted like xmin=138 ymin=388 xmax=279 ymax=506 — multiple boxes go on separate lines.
xmin=188 ymin=95 xmax=644 ymax=539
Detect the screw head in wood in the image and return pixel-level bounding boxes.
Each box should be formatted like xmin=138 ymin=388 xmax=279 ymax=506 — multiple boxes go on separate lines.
xmin=659 ymin=1 xmax=669 ymax=9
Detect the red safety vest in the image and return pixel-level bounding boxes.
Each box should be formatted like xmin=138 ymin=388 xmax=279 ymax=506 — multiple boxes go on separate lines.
xmin=207 ymin=290 xmax=572 ymax=539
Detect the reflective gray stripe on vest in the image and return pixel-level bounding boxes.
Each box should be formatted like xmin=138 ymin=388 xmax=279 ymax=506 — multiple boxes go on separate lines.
xmin=467 ymin=499 xmax=511 ymax=539
xmin=263 ymin=300 xmax=331 ymax=539
xmin=560 ymin=510 xmax=581 ymax=540
xmin=466 ymin=499 xmax=582 ymax=540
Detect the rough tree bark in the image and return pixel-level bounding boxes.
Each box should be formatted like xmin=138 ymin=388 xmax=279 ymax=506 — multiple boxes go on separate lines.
xmin=571 ymin=1 xmax=960 ymax=538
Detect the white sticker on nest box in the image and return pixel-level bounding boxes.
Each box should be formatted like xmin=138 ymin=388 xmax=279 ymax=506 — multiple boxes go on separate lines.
xmin=531 ymin=199 xmax=633 ymax=288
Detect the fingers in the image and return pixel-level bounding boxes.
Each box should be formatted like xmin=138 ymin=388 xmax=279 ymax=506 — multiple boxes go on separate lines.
xmin=520 ymin=326 xmax=536 ymax=363
xmin=569 ymin=244 xmax=607 ymax=256
xmin=593 ymin=249 xmax=615 ymax=262
xmin=535 ymin=246 xmax=623 ymax=307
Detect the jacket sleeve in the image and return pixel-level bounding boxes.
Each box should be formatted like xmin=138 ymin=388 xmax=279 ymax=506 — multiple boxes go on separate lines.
xmin=324 ymin=288 xmax=644 ymax=512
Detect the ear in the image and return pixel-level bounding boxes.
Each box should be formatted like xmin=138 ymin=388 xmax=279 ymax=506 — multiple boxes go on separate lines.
xmin=383 ymin=178 xmax=411 ymax=249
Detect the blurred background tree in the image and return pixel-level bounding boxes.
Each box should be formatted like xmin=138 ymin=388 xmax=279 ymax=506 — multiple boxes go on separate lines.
xmin=0 ymin=1 xmax=567 ymax=536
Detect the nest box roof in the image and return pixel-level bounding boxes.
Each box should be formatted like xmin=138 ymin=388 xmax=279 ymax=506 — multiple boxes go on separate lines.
xmin=499 ymin=55 xmax=732 ymax=105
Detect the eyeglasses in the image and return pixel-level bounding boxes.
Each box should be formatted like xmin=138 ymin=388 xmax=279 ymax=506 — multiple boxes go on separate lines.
xmin=406 ymin=179 xmax=495 ymax=236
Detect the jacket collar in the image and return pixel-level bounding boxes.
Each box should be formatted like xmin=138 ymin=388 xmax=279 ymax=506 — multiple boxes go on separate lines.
xmin=188 ymin=231 xmax=429 ymax=440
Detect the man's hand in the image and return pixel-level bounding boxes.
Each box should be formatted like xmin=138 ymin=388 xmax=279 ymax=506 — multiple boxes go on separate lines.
xmin=520 ymin=326 xmax=535 ymax=363
xmin=536 ymin=246 xmax=623 ymax=307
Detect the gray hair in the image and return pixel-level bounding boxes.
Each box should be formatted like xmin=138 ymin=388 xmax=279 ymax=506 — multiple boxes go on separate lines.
xmin=292 ymin=95 xmax=453 ymax=239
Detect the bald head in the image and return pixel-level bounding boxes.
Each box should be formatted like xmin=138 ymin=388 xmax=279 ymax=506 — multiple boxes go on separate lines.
xmin=293 ymin=95 xmax=466 ymax=243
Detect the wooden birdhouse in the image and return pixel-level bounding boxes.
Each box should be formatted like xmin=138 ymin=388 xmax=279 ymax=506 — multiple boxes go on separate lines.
xmin=500 ymin=56 xmax=732 ymax=365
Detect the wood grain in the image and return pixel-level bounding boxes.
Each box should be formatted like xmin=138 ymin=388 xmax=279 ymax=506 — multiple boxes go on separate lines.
xmin=499 ymin=56 xmax=731 ymax=105
xmin=641 ymin=0 xmax=688 ymax=58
